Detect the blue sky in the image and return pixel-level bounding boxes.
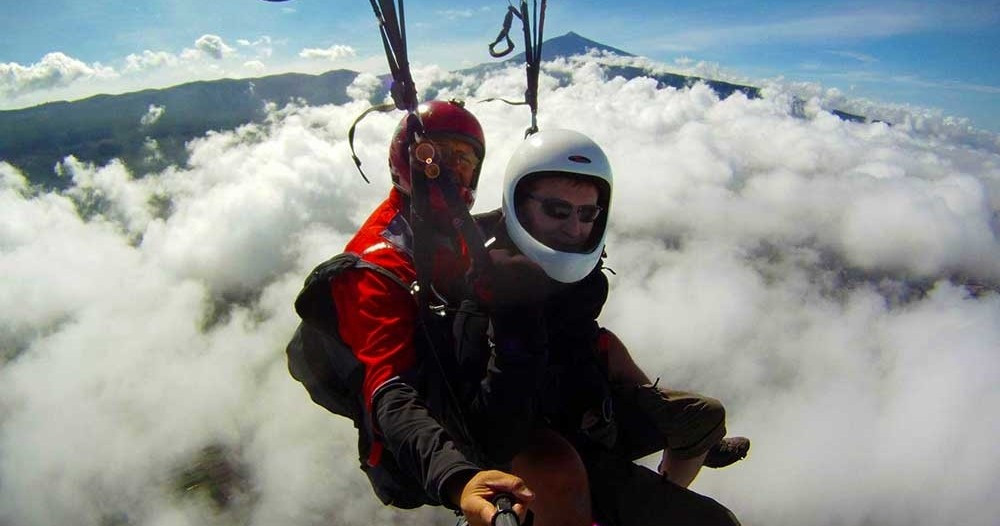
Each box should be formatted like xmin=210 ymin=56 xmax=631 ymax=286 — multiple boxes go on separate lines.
xmin=3 ymin=0 xmax=999 ymax=131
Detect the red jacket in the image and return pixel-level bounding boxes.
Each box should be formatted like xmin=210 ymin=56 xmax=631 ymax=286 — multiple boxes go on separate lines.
xmin=331 ymin=189 xmax=471 ymax=410
xmin=332 ymin=190 xmax=419 ymax=411
xmin=329 ymin=189 xmax=480 ymax=507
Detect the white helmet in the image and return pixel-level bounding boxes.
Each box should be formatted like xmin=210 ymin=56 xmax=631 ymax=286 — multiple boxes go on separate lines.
xmin=502 ymin=129 xmax=613 ymax=283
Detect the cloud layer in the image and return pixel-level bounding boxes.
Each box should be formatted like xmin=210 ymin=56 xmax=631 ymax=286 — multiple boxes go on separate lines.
xmin=1 ymin=56 xmax=999 ymax=526
xmin=0 ymin=34 xmax=357 ymax=107
xmin=0 ymin=52 xmax=115 ymax=97
xmin=299 ymin=45 xmax=357 ymax=62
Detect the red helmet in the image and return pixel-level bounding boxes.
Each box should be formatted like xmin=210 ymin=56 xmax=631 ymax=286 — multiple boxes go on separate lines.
xmin=388 ymin=100 xmax=485 ymax=208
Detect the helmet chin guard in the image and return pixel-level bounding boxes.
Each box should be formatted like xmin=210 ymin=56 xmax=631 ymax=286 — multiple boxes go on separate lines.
xmin=502 ymin=129 xmax=613 ymax=283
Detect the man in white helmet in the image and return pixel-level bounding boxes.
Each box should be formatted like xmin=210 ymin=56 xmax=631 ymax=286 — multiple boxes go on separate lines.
xmin=473 ymin=129 xmax=747 ymax=526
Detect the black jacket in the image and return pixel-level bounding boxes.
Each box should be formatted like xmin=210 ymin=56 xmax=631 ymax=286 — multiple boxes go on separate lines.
xmin=472 ymin=210 xmax=612 ymax=453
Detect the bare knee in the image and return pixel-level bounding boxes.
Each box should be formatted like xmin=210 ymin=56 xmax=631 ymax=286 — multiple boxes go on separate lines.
xmin=511 ymin=429 xmax=588 ymax=495
xmin=510 ymin=429 xmax=592 ymax=526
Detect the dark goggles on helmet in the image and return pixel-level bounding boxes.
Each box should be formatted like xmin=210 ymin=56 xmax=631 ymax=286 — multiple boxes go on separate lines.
xmin=414 ymin=139 xmax=481 ymax=179
xmin=527 ymin=194 xmax=603 ymax=223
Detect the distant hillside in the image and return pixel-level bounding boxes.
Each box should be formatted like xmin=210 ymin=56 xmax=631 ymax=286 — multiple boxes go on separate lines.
xmin=0 ymin=70 xmax=359 ymax=189
xmin=0 ymin=31 xmax=865 ymax=189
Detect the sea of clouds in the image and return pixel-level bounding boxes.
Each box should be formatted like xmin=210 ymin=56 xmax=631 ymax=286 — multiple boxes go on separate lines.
xmin=1 ymin=54 xmax=998 ymax=526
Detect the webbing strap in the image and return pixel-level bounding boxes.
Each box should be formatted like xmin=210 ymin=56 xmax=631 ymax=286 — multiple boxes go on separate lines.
xmin=436 ymin=172 xmax=494 ymax=282
xmin=359 ymin=1 xmax=477 ymax=447
xmin=487 ymin=0 xmax=547 ymax=137
xmin=362 ymin=2 xmax=429 ymax=304
xmin=355 ymin=258 xmax=413 ymax=296
xmin=367 ymin=0 xmax=418 ymax=112
xmin=350 ymin=0 xmax=423 ymax=184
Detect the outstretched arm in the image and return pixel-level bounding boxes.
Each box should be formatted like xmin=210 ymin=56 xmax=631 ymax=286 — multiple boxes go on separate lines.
xmin=334 ymin=269 xmax=481 ymax=505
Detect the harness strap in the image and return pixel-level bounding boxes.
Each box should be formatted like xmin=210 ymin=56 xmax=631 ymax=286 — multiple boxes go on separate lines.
xmin=355 ymin=258 xmax=413 ymax=294
xmin=351 ymin=0 xmax=421 ymax=183
xmin=361 ymin=2 xmax=428 ymax=304
xmin=435 ymin=171 xmax=494 ymax=283
xmin=487 ymin=7 xmax=517 ymax=58
xmin=360 ymin=1 xmax=479 ymax=450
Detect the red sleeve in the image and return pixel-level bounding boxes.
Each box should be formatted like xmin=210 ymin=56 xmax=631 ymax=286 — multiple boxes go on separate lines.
xmin=331 ymin=268 xmax=417 ymax=411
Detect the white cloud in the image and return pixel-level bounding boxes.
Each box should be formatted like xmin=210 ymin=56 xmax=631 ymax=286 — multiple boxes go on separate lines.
xmin=194 ymin=34 xmax=236 ymax=60
xmin=123 ymin=50 xmax=180 ymax=73
xmin=0 ymin=163 xmax=28 ymax=193
xmin=243 ymin=60 xmax=267 ymax=74
xmin=238 ymin=36 xmax=274 ymax=59
xmin=828 ymin=50 xmax=879 ymax=64
xmin=0 ymin=52 xmax=116 ymax=97
xmin=142 ymin=138 xmax=163 ymax=163
xmin=346 ymin=72 xmax=382 ymax=102
xmin=438 ymin=9 xmax=475 ymax=20
xmin=298 ymin=44 xmax=357 ymax=62
xmin=1 ymin=56 xmax=998 ymax=526
xmin=140 ymin=104 xmax=165 ymax=127
xmin=0 ymin=33 xmax=272 ymax=105
xmin=1 ymin=34 xmax=340 ymax=107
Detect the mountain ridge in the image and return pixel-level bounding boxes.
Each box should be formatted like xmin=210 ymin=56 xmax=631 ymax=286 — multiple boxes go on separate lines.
xmin=0 ymin=32 xmax=861 ymax=189
xmin=505 ymin=31 xmax=635 ymax=63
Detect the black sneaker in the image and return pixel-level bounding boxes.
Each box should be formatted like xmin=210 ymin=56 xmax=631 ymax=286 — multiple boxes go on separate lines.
xmin=703 ymin=436 xmax=750 ymax=468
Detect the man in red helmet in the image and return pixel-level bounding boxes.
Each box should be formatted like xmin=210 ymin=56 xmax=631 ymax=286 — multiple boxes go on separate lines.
xmin=289 ymin=100 xmax=589 ymax=526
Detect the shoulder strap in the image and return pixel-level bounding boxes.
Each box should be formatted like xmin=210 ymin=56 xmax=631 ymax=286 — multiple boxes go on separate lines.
xmin=288 ymin=249 xmax=416 ymax=419
xmin=356 ymin=259 xmax=412 ymax=293
xmin=294 ymin=251 xmax=413 ymax=327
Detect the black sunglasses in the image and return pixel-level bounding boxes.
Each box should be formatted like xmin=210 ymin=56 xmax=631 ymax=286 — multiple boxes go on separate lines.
xmin=527 ymin=194 xmax=603 ymax=223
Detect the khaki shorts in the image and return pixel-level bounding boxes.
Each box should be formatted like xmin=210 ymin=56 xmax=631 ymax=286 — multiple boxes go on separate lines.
xmin=566 ymin=384 xmax=740 ymax=525
xmin=612 ymin=383 xmax=727 ymax=461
